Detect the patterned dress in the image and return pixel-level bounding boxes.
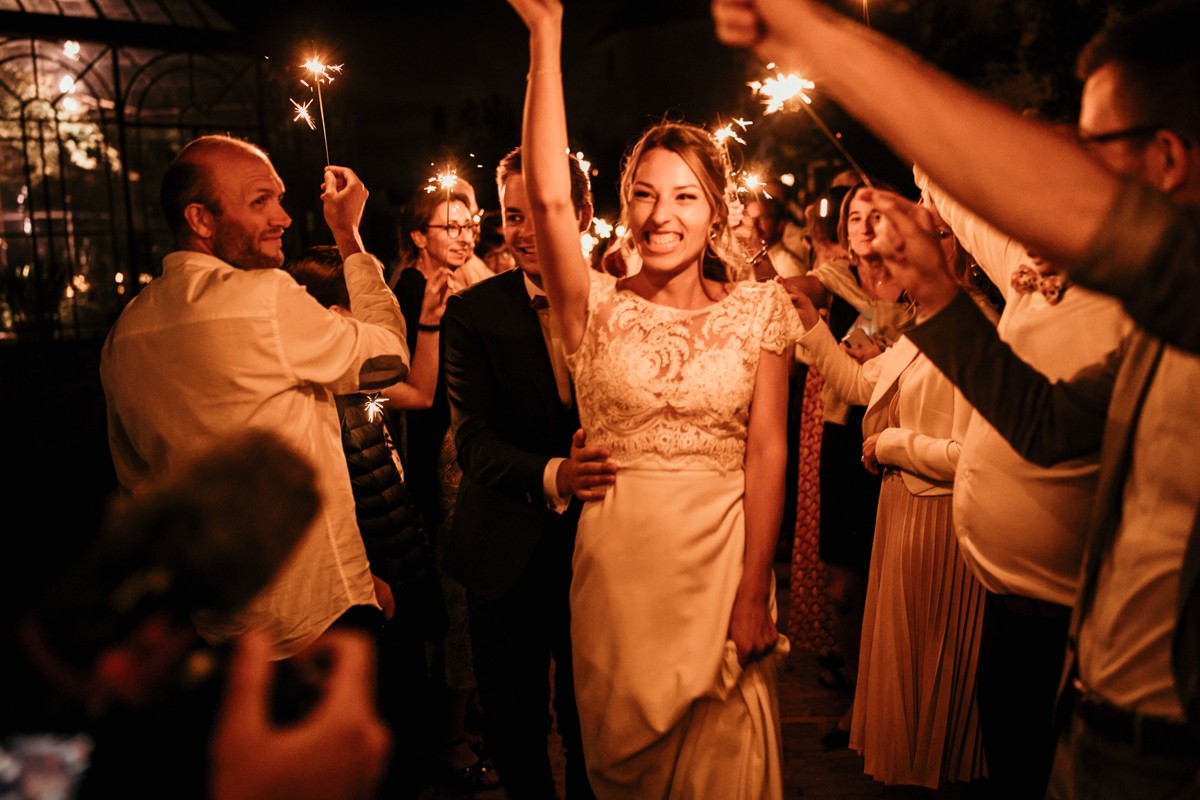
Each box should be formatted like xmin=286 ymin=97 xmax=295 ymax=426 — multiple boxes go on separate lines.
xmin=566 ymin=273 xmax=800 ymax=799
xmin=786 ymin=365 xmax=837 ymax=654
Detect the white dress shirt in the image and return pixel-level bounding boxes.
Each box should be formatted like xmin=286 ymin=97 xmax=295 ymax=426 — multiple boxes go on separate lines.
xmin=101 ymin=250 xmax=408 ymax=658
xmin=919 ymin=171 xmax=1132 ymax=605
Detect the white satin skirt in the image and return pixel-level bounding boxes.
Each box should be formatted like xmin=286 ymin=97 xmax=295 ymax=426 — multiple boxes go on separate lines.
xmin=570 ymin=467 xmax=787 ymax=800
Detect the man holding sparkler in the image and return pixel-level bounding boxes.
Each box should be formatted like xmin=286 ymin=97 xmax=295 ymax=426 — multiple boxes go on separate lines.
xmin=714 ymin=0 xmax=1200 ymax=796
xmin=441 ymin=147 xmax=611 ymax=799
xmin=101 ymin=135 xmax=409 ymax=660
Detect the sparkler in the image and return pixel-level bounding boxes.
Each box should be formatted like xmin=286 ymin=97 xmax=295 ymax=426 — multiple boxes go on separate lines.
xmin=711 ymin=117 xmax=753 ymax=209
xmin=364 ymin=394 xmax=389 ymax=423
xmin=290 ymin=99 xmax=315 ymax=130
xmin=425 ymin=167 xmax=459 ymax=227
xmin=749 ymin=66 xmax=872 ymax=187
xmin=291 ymin=55 xmax=342 ymax=165
xmin=738 ymin=171 xmax=772 ymax=199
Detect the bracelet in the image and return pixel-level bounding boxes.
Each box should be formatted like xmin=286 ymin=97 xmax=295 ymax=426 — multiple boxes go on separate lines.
xmin=417 ymin=323 xmax=441 ymax=332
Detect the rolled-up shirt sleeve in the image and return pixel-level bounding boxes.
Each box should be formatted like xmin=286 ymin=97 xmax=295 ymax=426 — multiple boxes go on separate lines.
xmin=276 ymin=252 xmax=410 ymax=393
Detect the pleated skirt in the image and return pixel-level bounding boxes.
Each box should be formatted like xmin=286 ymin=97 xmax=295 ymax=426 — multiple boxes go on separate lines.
xmin=850 ymin=472 xmax=987 ymax=788
xmin=570 ymin=467 xmax=786 ymax=800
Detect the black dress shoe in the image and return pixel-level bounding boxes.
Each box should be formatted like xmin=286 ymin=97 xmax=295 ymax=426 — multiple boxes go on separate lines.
xmin=820 ymin=725 xmax=851 ymax=750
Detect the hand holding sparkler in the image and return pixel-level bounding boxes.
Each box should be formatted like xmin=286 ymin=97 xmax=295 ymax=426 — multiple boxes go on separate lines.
xmin=710 ymin=0 xmax=831 ymax=63
xmin=321 ymin=166 xmax=368 ymax=259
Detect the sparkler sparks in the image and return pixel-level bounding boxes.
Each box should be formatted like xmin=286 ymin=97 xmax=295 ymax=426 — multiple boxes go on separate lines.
xmin=748 ymin=69 xmax=815 ymax=115
xmin=748 ymin=66 xmax=872 ymax=187
xmin=712 ymin=117 xmax=754 ymax=210
xmin=302 ymin=57 xmax=343 ymax=84
xmin=425 ymin=169 xmax=459 ymax=194
xmin=364 ymin=394 xmax=389 ymax=423
xmin=426 ymin=167 xmax=460 ymax=227
xmin=290 ymin=54 xmax=343 ymax=165
xmin=290 ymin=98 xmax=315 ymax=130
xmin=738 ymin=172 xmax=772 ymax=199
xmin=712 ymin=117 xmax=752 ymax=147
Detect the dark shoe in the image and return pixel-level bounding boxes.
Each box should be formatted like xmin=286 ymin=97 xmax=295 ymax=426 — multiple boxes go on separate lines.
xmin=820 ymin=724 xmax=851 ymax=750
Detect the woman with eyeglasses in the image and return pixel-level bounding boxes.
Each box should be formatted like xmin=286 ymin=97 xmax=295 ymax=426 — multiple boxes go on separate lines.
xmin=392 ymin=187 xmax=501 ymax=792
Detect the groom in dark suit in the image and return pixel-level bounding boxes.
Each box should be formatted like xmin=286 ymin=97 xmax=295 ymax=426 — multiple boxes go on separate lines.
xmin=442 ymin=148 xmax=615 ymax=799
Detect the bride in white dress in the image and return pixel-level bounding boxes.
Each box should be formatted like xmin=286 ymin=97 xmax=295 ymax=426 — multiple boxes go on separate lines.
xmin=508 ymin=2 xmax=800 ymax=797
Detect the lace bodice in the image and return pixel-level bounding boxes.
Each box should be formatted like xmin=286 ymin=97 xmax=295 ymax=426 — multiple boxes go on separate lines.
xmin=566 ymin=273 xmax=801 ymax=471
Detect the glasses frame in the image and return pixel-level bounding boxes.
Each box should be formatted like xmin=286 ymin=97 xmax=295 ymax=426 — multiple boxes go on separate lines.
xmin=426 ymin=222 xmax=479 ymax=240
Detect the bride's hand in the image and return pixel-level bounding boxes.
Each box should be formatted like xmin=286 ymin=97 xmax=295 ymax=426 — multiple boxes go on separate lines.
xmin=728 ymin=591 xmax=778 ymax=667
xmin=507 ymin=0 xmax=562 ymax=31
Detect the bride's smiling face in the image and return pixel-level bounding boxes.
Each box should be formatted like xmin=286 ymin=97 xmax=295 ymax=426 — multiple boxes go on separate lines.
xmin=627 ymin=148 xmax=714 ymax=276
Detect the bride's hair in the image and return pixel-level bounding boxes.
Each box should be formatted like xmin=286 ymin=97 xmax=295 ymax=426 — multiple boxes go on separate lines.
xmin=618 ymin=121 xmax=747 ymax=282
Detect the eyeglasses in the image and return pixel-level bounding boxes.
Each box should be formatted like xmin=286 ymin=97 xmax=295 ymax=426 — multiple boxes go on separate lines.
xmin=426 ymin=222 xmax=479 ymax=239
xmin=1078 ymin=124 xmax=1162 ymax=146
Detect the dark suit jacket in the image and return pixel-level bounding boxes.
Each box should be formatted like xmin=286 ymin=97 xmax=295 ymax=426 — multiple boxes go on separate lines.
xmin=441 ymin=268 xmax=582 ymax=601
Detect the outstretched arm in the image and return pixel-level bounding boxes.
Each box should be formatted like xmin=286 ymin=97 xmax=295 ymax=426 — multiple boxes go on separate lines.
xmin=711 ymin=0 xmax=1118 ymax=268
xmin=509 ymin=0 xmax=591 ymax=351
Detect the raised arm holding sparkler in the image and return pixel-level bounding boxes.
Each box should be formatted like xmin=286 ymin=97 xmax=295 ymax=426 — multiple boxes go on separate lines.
xmin=508 ymin=0 xmax=590 ymax=351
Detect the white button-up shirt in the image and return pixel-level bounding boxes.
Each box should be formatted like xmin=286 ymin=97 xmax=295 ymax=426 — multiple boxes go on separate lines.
xmin=101 ymin=249 xmax=409 ymax=658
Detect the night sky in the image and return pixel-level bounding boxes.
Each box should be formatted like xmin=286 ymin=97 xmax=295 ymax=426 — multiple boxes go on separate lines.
xmin=196 ymin=0 xmax=1124 ymax=258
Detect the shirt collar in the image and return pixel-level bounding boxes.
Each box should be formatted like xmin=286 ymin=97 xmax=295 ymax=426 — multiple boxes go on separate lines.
xmin=522 ymin=271 xmax=548 ymax=304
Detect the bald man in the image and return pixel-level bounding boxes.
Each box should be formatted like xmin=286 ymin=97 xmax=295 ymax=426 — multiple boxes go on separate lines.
xmin=101 ymin=135 xmax=409 ymax=658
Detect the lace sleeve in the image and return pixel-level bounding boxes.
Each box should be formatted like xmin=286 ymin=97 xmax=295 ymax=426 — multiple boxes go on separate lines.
xmin=565 ymin=270 xmax=616 ymax=369
xmin=754 ymin=280 xmax=803 ymax=355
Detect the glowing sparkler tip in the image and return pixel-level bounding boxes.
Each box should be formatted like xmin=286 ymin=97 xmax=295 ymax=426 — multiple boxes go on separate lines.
xmin=364 ymin=394 xmax=389 ymax=423
xmin=750 ymin=72 xmax=816 ymax=115
xmin=713 ymin=125 xmax=747 ymax=146
xmin=290 ymin=98 xmax=316 ymax=128
xmin=290 ymin=98 xmax=316 ymax=130
xmin=302 ymin=57 xmax=343 ymax=84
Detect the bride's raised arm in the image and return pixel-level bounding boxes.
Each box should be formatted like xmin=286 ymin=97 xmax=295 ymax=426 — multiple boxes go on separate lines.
xmin=509 ymin=0 xmax=590 ymax=352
